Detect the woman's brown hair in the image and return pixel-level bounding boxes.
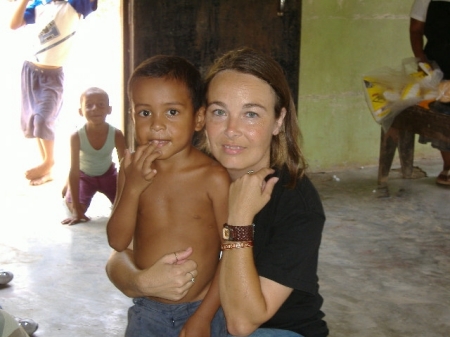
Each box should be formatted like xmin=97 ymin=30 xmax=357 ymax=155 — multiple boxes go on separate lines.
xmin=197 ymin=47 xmax=307 ymax=187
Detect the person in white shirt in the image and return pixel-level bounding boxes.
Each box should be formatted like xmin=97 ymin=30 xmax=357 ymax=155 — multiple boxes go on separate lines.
xmin=410 ymin=0 xmax=450 ymax=185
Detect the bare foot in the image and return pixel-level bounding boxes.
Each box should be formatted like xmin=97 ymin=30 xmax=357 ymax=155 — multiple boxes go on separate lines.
xmin=29 ymin=173 xmax=53 ymax=186
xmin=25 ymin=163 xmax=53 ymax=181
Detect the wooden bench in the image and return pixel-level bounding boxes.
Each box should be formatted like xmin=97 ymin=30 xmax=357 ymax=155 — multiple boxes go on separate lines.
xmin=377 ymin=103 xmax=450 ymax=191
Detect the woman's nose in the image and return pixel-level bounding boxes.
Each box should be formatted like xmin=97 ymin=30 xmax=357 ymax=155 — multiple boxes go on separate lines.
xmin=224 ymin=116 xmax=241 ymax=138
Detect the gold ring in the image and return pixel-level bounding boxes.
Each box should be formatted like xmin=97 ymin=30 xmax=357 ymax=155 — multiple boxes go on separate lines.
xmin=247 ymin=170 xmax=254 ymax=175
xmin=188 ymin=271 xmax=195 ymax=283
xmin=174 ymin=252 xmax=178 ymax=262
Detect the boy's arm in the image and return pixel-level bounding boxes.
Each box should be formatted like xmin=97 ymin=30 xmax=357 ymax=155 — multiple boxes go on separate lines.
xmin=180 ymin=165 xmax=230 ymax=337
xmin=106 ymin=155 xmax=139 ymax=251
xmin=106 ymin=144 xmax=160 ymax=251
xmin=10 ymin=0 xmax=28 ymax=30
xmin=114 ymin=129 xmax=127 ymax=162
xmin=61 ymin=133 xmax=89 ymax=225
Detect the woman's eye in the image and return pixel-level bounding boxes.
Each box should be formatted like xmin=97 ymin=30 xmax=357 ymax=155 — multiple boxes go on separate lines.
xmin=138 ymin=110 xmax=151 ymax=117
xmin=212 ymin=109 xmax=226 ymax=116
xmin=246 ymin=111 xmax=258 ymax=118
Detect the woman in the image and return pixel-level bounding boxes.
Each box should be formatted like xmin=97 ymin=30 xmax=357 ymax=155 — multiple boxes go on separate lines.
xmin=106 ymin=48 xmax=329 ymax=337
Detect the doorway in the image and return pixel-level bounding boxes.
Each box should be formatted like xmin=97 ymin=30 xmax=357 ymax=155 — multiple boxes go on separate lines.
xmin=0 ymin=0 xmax=123 ymax=188
xmin=123 ymin=0 xmax=301 ymax=144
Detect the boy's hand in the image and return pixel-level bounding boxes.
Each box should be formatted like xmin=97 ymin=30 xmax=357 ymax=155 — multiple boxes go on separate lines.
xmin=61 ymin=213 xmax=90 ymax=226
xmin=122 ymin=144 xmax=161 ymax=193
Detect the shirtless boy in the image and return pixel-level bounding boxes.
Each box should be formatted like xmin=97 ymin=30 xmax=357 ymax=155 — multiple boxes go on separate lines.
xmin=106 ymin=55 xmax=230 ymax=337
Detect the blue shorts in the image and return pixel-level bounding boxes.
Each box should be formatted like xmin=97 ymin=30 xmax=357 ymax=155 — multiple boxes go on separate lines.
xmin=230 ymin=328 xmax=303 ymax=337
xmin=21 ymin=61 xmax=64 ymax=140
xmin=65 ymin=163 xmax=117 ymax=206
xmin=125 ymin=297 xmax=227 ymax=337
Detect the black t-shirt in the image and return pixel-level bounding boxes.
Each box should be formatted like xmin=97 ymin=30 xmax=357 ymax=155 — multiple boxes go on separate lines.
xmin=253 ymin=166 xmax=329 ymax=337
xmin=424 ymin=1 xmax=450 ymax=79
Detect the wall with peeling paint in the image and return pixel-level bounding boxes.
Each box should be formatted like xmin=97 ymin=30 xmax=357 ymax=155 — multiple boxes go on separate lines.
xmin=298 ymin=0 xmax=436 ymax=171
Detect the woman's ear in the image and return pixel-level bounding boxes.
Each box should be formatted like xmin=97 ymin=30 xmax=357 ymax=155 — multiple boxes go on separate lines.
xmin=195 ymin=107 xmax=206 ymax=131
xmin=272 ymin=108 xmax=287 ymax=135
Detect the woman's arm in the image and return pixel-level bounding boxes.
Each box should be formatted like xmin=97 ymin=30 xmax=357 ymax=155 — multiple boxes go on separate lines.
xmin=105 ymin=247 xmax=198 ymax=300
xmin=220 ymin=249 xmax=292 ymax=336
xmin=220 ymin=168 xmax=292 ymax=336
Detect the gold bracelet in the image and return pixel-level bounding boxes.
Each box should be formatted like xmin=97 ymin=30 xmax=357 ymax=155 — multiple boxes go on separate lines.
xmin=221 ymin=241 xmax=254 ymax=250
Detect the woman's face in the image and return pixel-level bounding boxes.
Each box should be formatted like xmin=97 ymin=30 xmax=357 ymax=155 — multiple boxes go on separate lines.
xmin=204 ymin=70 xmax=285 ymax=181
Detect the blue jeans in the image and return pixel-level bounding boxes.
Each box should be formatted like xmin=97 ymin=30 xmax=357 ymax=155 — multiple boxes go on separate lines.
xmin=228 ymin=328 xmax=303 ymax=337
xmin=125 ymin=297 xmax=227 ymax=337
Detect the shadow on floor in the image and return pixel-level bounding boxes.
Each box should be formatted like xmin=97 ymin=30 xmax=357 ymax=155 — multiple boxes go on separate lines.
xmin=1 ymin=154 xmax=449 ymax=336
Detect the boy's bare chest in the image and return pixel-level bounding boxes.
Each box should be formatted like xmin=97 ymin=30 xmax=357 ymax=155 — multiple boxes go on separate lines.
xmin=138 ymin=171 xmax=212 ymax=221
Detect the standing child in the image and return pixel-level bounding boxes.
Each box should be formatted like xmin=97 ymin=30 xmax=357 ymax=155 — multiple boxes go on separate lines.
xmin=62 ymin=87 xmax=126 ymax=226
xmin=9 ymin=0 xmax=98 ymax=186
xmin=106 ymin=55 xmax=229 ymax=337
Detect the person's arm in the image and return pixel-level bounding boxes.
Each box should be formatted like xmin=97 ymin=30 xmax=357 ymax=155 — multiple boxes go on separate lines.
xmin=9 ymin=0 xmax=28 ymax=30
xmin=105 ymin=247 xmax=198 ymax=300
xmin=180 ymin=165 xmax=230 ymax=336
xmin=220 ymin=168 xmax=292 ymax=336
xmin=106 ymin=144 xmax=160 ymax=251
xmin=61 ymin=133 xmax=89 ymax=225
xmin=410 ymin=18 xmax=429 ymax=63
xmin=114 ymin=129 xmax=126 ymax=162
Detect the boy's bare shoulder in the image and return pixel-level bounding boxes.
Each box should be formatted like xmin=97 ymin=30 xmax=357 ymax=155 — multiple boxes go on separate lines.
xmin=70 ymin=130 xmax=80 ymax=142
xmin=193 ymin=149 xmax=230 ymax=184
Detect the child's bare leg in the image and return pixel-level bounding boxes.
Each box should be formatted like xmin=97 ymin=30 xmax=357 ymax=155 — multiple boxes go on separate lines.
xmin=442 ymin=150 xmax=450 ymax=172
xmin=26 ymin=138 xmax=54 ymax=185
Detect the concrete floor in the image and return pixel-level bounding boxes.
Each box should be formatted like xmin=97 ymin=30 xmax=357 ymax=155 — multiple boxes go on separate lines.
xmin=1 ymin=136 xmax=450 ymax=336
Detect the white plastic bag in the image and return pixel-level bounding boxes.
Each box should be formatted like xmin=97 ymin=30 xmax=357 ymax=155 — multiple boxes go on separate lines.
xmin=362 ymin=57 xmax=443 ymax=131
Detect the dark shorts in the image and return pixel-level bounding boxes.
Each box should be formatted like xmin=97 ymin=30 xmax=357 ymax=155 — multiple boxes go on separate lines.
xmin=125 ymin=297 xmax=227 ymax=337
xmin=21 ymin=61 xmax=64 ymax=140
xmin=65 ymin=164 xmax=118 ymax=207
xmin=419 ymin=135 xmax=450 ymax=152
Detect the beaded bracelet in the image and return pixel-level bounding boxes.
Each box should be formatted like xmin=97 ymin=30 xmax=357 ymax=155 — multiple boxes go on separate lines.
xmin=221 ymin=241 xmax=254 ymax=250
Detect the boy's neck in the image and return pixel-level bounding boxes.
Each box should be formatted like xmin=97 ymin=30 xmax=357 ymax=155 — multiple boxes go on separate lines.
xmin=85 ymin=121 xmax=108 ymax=131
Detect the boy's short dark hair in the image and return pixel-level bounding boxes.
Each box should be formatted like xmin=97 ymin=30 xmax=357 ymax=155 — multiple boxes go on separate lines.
xmin=128 ymin=55 xmax=204 ymax=112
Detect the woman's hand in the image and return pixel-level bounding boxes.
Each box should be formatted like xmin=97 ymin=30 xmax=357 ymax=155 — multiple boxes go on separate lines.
xmin=228 ymin=168 xmax=279 ymax=225
xmin=134 ymin=247 xmax=198 ymax=301
xmin=106 ymin=247 xmax=198 ymax=301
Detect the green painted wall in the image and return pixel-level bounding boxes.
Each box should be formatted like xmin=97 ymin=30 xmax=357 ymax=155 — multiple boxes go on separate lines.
xmin=298 ymin=0 xmax=436 ymax=171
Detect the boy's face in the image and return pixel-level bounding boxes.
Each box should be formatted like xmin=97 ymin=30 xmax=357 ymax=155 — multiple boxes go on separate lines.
xmin=129 ymin=77 xmax=204 ymax=160
xmin=79 ymin=92 xmax=111 ymax=124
